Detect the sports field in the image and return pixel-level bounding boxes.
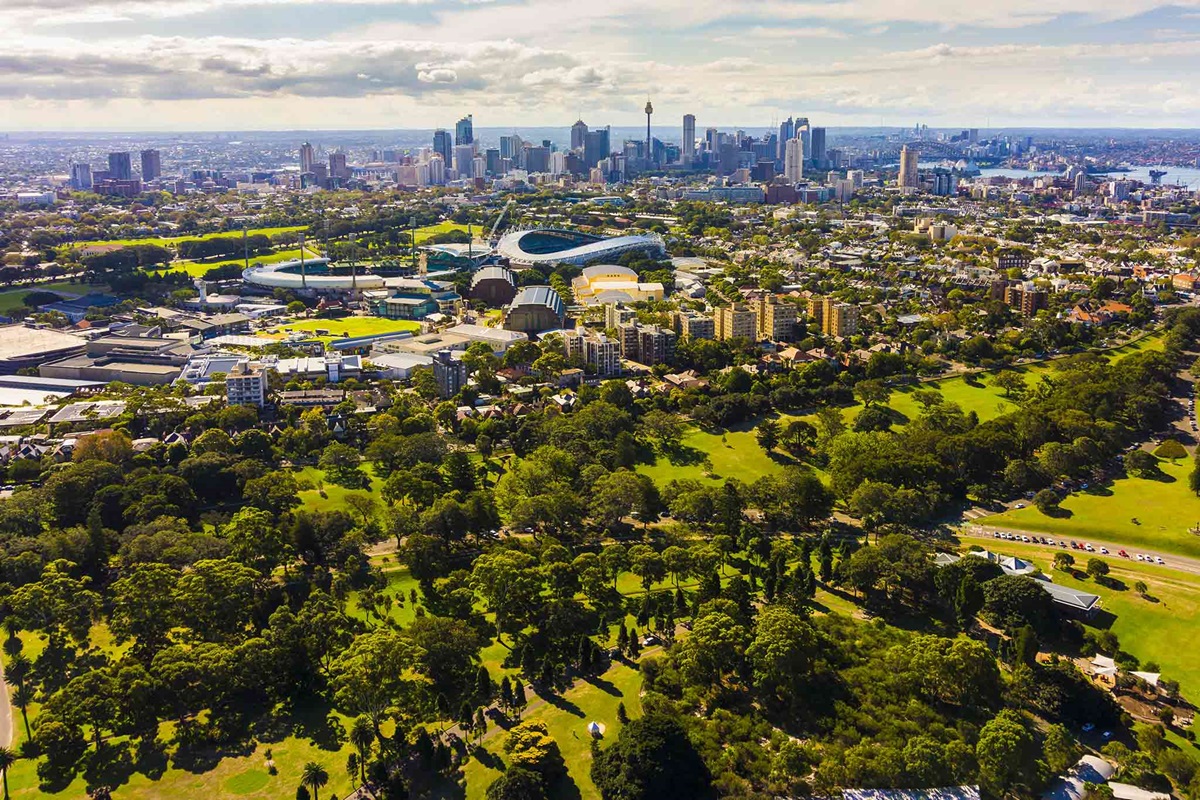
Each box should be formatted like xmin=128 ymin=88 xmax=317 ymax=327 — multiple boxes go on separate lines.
xmin=80 ymin=226 xmax=308 ymax=250
xmin=272 ymin=317 xmax=421 ymax=342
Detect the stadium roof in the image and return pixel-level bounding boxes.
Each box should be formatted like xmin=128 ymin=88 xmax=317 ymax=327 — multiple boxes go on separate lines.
xmin=496 ymin=227 xmax=665 ymax=266
xmin=470 ymin=266 xmax=516 ymax=288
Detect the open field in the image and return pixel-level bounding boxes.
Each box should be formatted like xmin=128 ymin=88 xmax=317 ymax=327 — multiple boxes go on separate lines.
xmin=293 ymin=465 xmax=386 ymax=518
xmin=273 ymin=317 xmax=421 ymax=342
xmin=147 ymin=246 xmax=323 ymax=278
xmin=637 ymin=422 xmax=792 ymax=486
xmin=957 ymin=538 xmax=1200 ymax=701
xmin=414 ymin=221 xmax=472 ymax=244
xmin=0 ymin=279 xmax=103 ymax=313
xmin=79 ymin=226 xmax=308 ymax=250
xmin=980 ymin=459 xmax=1200 ymax=560
xmin=459 ymin=660 xmax=643 ymax=800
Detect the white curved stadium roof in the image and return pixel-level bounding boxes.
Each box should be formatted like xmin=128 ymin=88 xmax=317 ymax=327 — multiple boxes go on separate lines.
xmin=243 ymin=258 xmax=387 ymax=291
xmin=495 ymin=228 xmax=665 ymax=266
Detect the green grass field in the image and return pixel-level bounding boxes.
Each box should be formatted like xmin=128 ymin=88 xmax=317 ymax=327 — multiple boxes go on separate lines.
xmin=637 ymin=423 xmax=791 ymax=486
xmin=460 ymin=661 xmax=643 ymax=800
xmin=0 ymin=279 xmax=103 ymax=313
xmin=293 ymin=466 xmax=387 ymax=519
xmin=962 ymin=539 xmax=1200 ymax=701
xmin=414 ymin=221 xmax=472 ymax=245
xmin=274 ymin=317 xmax=421 ymax=342
xmin=980 ymin=459 xmax=1200 ymax=560
xmin=81 ymin=226 xmax=308 ymax=251
xmin=147 ymin=247 xmax=323 ymax=278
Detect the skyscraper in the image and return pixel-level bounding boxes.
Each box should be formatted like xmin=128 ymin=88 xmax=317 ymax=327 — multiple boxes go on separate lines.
xmin=795 ymin=117 xmax=811 ymax=159
xmin=899 ymin=145 xmax=920 ymax=190
xmin=140 ymin=149 xmax=161 ymax=181
xmin=682 ymin=114 xmax=696 ymax=164
xmin=433 ymin=129 xmax=453 ymax=165
xmin=70 ymin=162 xmax=93 ymax=190
xmin=329 ymin=152 xmax=349 ymax=181
xmin=784 ymin=138 xmax=804 ymax=183
xmin=455 ymin=115 xmax=474 ymax=146
xmin=810 ymin=128 xmax=826 ymax=168
xmin=584 ymin=128 xmax=610 ymax=169
xmin=778 ymin=117 xmax=794 ymax=160
xmin=571 ymin=119 xmax=589 ymax=151
xmin=500 ymin=134 xmax=523 ymax=162
xmin=454 ymin=144 xmax=475 ymax=177
xmin=299 ymin=142 xmax=315 ymax=174
xmin=108 ymin=152 xmax=132 ymax=181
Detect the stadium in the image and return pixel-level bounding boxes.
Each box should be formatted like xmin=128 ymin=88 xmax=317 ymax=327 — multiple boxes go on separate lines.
xmin=242 ymin=258 xmax=387 ymax=293
xmin=495 ymin=227 xmax=665 ymax=267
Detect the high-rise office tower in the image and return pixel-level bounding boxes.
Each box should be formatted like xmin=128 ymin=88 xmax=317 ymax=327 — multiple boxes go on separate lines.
xmin=329 ymin=152 xmax=349 ymax=181
xmin=682 ymin=114 xmax=696 ymax=164
xmin=571 ymin=119 xmax=589 ymax=151
xmin=810 ymin=128 xmax=826 ymax=168
xmin=299 ymin=142 xmax=315 ymax=173
xmin=784 ymin=138 xmax=805 ymax=183
xmin=108 ymin=152 xmax=132 ymax=181
xmin=584 ymin=128 xmax=610 ymax=169
xmin=795 ymin=117 xmax=810 ymax=159
xmin=70 ymin=163 xmax=93 ymax=190
xmin=455 ymin=115 xmax=474 ymax=146
xmin=778 ymin=117 xmax=794 ymax=160
xmin=140 ymin=149 xmax=161 ymax=181
xmin=500 ymin=134 xmax=523 ymax=162
xmin=899 ymin=145 xmax=919 ymax=190
xmin=433 ymin=129 xmax=453 ymax=165
xmin=485 ymin=148 xmax=501 ymax=175
xmin=454 ymin=144 xmax=475 ymax=177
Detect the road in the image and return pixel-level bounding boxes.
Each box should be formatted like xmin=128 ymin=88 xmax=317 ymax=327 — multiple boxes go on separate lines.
xmin=961 ymin=523 xmax=1200 ymax=578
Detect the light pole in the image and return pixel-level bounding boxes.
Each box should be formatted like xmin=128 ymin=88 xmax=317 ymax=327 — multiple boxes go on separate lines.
xmin=644 ymin=100 xmax=654 ymax=169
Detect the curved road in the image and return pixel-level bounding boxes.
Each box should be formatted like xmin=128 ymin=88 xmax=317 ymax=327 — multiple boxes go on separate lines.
xmin=962 ymin=523 xmax=1200 ymax=578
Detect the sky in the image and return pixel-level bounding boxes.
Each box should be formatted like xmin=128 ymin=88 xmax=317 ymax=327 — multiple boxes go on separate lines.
xmin=3 ymin=0 xmax=1200 ymax=131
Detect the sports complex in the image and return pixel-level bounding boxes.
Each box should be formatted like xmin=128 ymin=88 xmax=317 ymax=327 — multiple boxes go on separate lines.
xmin=494 ymin=228 xmax=665 ymax=266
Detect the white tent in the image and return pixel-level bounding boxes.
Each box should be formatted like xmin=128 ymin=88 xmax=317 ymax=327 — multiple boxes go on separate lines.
xmin=587 ymin=721 xmax=603 ymax=737
xmin=1091 ymin=655 xmax=1118 ymax=676
xmin=1131 ymin=671 xmax=1161 ymax=687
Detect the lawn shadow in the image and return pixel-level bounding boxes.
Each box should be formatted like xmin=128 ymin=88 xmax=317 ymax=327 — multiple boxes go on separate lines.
xmin=1088 ymin=609 xmax=1119 ymax=631
xmin=548 ymin=773 xmax=585 ymax=800
xmin=662 ymin=443 xmax=708 ymax=467
xmin=1084 ymin=485 xmax=1115 ymax=497
xmin=256 ymin=697 xmax=347 ymax=751
xmin=581 ymin=674 xmax=621 ymax=697
xmin=80 ymin=741 xmax=139 ymax=795
xmin=1096 ymin=576 xmax=1128 ymax=592
xmin=471 ymin=744 xmax=504 ymax=770
xmin=1042 ymin=507 xmax=1074 ymax=519
xmin=537 ymin=690 xmax=585 ymax=718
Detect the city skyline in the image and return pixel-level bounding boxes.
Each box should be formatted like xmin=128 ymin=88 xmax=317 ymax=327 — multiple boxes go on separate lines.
xmin=4 ymin=0 xmax=1200 ymax=131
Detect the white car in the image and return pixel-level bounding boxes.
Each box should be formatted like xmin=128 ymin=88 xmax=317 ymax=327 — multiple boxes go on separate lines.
xmin=1155 ymin=556 xmax=1165 ymax=565
xmin=1085 ymin=544 xmax=1095 ymax=552
xmin=1100 ymin=547 xmax=1109 ymax=554
xmin=1014 ymin=503 xmax=1027 ymax=509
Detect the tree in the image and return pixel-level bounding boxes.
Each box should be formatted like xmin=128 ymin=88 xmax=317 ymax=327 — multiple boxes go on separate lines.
xmin=224 ymin=506 xmax=291 ymax=576
xmin=853 ymin=379 xmax=891 ymax=407
xmin=982 ymin=575 xmax=1056 ymax=635
xmin=977 ymin=709 xmax=1037 ymax=798
xmin=1134 ymin=580 xmax=1149 ymax=597
xmin=1054 ymin=552 xmax=1075 ymax=571
xmin=1125 ymin=449 xmax=1159 ymax=478
xmin=955 ymin=573 xmax=984 ymax=629
xmin=755 ymin=420 xmax=781 ymax=453
xmin=72 ymin=429 xmax=133 ymax=465
xmin=1086 ymin=558 xmax=1110 ymax=581
xmin=329 ymin=630 xmax=424 ymax=732
xmin=110 ymin=562 xmax=178 ymax=657
xmin=993 ymin=371 xmax=1027 ymax=399
xmin=745 ymin=607 xmax=819 ymax=709
xmin=1033 ymin=489 xmax=1060 ymax=514
xmin=349 ymin=716 xmax=374 ymax=783
xmin=301 ymin=762 xmax=329 ymax=800
xmin=591 ymin=713 xmax=714 ymax=800
xmin=504 ymin=721 xmax=566 ymax=783
xmin=0 ymin=746 xmax=15 ymax=800
xmin=486 ymin=767 xmax=547 ymax=800
xmin=1043 ymin=724 xmax=1082 ymax=775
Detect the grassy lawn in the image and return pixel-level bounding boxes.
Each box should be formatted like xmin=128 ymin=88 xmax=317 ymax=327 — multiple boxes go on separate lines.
xmin=293 ymin=466 xmax=386 ymax=519
xmin=637 ymin=423 xmax=798 ymax=487
xmin=959 ymin=538 xmax=1200 ymax=701
xmin=147 ymin=247 xmax=323 ymax=278
xmin=414 ymin=222 xmax=472 ymax=245
xmin=81 ymin=226 xmax=308 ymax=250
xmin=345 ymin=564 xmax=422 ymax=628
xmin=274 ymin=317 xmax=421 ymax=342
xmin=979 ymin=459 xmax=1200 ymax=559
xmin=0 ymin=279 xmax=103 ymax=313
xmin=460 ymin=660 xmax=643 ymax=800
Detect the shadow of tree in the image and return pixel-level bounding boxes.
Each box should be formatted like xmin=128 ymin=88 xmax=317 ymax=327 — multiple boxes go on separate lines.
xmin=581 ymin=674 xmax=621 ymax=697
xmin=536 ymin=690 xmax=585 ymax=718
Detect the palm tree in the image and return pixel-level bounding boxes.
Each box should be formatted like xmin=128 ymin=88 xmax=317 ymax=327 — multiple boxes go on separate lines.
xmin=300 ymin=762 xmax=328 ymax=800
xmin=6 ymin=653 xmax=32 ymax=741
xmin=349 ymin=715 xmax=374 ymax=783
xmin=0 ymin=746 xmax=16 ymax=800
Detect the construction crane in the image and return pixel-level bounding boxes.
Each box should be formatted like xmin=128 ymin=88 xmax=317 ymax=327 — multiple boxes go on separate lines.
xmin=489 ymin=199 xmax=516 ymax=245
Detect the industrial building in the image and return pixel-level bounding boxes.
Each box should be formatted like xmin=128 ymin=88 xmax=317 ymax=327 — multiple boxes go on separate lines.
xmin=470 ymin=266 xmax=518 ymax=306
xmin=0 ymin=325 xmax=87 ymax=374
xmin=503 ymin=286 xmax=566 ymax=334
